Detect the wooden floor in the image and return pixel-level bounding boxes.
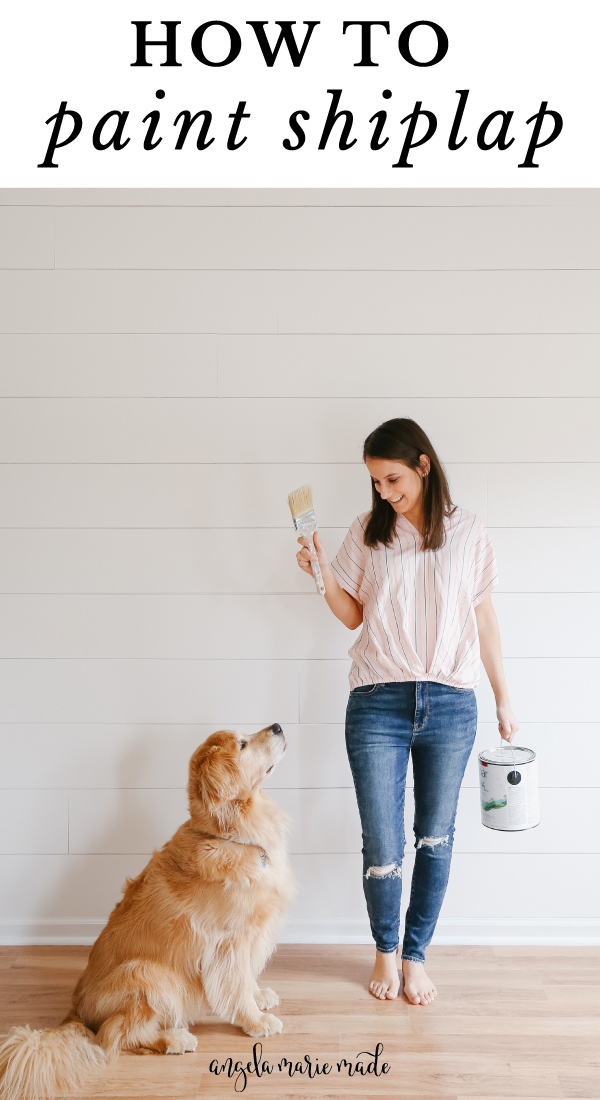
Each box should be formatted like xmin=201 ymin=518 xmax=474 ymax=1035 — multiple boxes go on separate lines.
xmin=1 ymin=944 xmax=599 ymax=1099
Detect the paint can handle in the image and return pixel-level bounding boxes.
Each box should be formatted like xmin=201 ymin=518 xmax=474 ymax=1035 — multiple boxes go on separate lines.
xmin=500 ymin=735 xmax=518 ymax=775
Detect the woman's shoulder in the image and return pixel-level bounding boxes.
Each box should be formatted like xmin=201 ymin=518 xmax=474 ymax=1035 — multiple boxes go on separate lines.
xmin=349 ymin=511 xmax=372 ymax=536
xmin=446 ymin=505 xmax=487 ymax=536
xmin=339 ymin=511 xmax=372 ymax=552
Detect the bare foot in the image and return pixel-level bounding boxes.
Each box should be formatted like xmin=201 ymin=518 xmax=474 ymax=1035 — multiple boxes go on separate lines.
xmin=369 ymin=950 xmax=400 ymax=1000
xmin=401 ymin=959 xmax=437 ymax=1005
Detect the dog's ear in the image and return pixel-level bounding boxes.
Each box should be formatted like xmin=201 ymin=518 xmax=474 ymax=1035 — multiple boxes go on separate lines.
xmin=189 ymin=736 xmax=240 ymax=814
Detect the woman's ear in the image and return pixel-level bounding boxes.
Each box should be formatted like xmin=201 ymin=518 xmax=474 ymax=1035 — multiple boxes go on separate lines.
xmin=419 ymin=453 xmax=431 ymax=477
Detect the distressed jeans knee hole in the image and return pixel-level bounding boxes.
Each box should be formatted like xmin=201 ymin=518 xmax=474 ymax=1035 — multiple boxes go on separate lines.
xmin=416 ymin=835 xmax=449 ymax=850
xmin=365 ymin=862 xmax=402 ymax=880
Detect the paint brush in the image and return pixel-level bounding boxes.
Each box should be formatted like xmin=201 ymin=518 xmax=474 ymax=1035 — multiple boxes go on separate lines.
xmin=287 ymin=484 xmax=326 ymax=596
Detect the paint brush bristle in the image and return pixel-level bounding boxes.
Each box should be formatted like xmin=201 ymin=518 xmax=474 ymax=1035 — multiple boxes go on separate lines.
xmin=287 ymin=484 xmax=314 ymax=520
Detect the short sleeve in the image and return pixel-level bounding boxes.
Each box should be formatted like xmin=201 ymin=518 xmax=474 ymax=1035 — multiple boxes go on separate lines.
xmin=331 ymin=516 xmax=366 ymax=601
xmin=472 ymin=526 xmax=499 ymax=606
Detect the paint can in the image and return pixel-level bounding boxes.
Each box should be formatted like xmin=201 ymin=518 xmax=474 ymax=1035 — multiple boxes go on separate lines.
xmin=478 ymin=743 xmax=540 ymax=831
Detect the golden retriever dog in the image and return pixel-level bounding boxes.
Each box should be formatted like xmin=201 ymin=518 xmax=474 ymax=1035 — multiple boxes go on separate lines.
xmin=0 ymin=723 xmax=294 ymax=1100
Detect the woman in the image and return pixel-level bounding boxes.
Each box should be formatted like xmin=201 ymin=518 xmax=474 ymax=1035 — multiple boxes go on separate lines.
xmin=296 ymin=418 xmax=519 ymax=1006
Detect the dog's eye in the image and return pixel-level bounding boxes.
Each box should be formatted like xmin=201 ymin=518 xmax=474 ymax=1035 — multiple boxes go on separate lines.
xmin=239 ymin=741 xmax=247 ymax=750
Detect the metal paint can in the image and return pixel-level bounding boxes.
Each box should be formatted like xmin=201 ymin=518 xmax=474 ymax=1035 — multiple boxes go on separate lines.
xmin=478 ymin=744 xmax=540 ymax=831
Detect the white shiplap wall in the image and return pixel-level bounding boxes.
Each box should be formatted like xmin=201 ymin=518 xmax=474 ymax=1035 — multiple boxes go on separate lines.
xmin=0 ymin=188 xmax=599 ymax=946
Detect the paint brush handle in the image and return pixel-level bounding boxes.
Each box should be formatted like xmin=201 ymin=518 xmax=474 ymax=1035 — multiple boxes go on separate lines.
xmin=291 ymin=506 xmax=326 ymax=596
xmin=307 ymin=532 xmax=326 ymax=596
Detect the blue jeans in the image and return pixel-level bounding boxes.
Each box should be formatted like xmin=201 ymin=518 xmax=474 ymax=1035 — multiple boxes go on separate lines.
xmin=345 ymin=681 xmax=477 ymax=963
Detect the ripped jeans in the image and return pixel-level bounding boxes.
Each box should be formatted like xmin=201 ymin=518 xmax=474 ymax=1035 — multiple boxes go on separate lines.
xmin=345 ymin=680 xmax=477 ymax=963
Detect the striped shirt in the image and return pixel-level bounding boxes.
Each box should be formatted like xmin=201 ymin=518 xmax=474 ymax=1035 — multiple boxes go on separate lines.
xmin=331 ymin=506 xmax=498 ymax=690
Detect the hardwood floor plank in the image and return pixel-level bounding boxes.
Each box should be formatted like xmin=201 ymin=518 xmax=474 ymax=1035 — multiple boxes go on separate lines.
xmin=11 ymin=954 xmax=88 ymax=970
xmin=408 ymin=999 xmax=600 ymax=1018
xmin=511 ymin=1059 xmax=600 ymax=1074
xmin=424 ymin=959 xmax=600 ymax=974
xmin=199 ymin=1091 xmax=457 ymax=1100
xmin=0 ymin=944 xmax=90 ymax=956
xmin=558 ymin=1075 xmax=600 ymax=1098
xmin=493 ymin=947 xmax=600 ymax=958
xmin=409 ymin=1017 xmax=600 ymax=1036
xmin=406 ymin=1039 xmax=600 ymax=1059
xmin=57 ymin=1052 xmax=201 ymax=1099
xmin=542 ymin=987 xmax=600 ymax=1004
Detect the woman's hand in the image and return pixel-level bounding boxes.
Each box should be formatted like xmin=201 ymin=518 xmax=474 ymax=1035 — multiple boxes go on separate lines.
xmin=296 ymin=529 xmax=329 ymax=576
xmin=475 ymin=596 xmax=519 ymax=744
xmin=497 ymin=701 xmax=519 ymax=743
xmin=295 ymin=530 xmax=363 ymax=630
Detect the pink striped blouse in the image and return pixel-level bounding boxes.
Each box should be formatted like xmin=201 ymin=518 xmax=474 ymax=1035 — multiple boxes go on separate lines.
xmin=331 ymin=507 xmax=498 ymax=690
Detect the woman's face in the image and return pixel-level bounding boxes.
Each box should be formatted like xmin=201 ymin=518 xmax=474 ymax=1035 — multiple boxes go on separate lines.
xmin=365 ymin=456 xmax=430 ymax=517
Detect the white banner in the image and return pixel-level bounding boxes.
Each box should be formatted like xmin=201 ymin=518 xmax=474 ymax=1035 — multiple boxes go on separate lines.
xmin=3 ymin=0 xmax=599 ymax=187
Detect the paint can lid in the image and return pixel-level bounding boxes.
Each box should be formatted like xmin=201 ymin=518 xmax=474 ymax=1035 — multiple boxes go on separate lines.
xmin=479 ymin=745 xmax=536 ymax=766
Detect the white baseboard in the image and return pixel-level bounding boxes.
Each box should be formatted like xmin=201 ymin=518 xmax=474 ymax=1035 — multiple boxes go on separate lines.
xmin=0 ymin=919 xmax=106 ymax=946
xmin=279 ymin=917 xmax=600 ymax=946
xmin=2 ymin=916 xmax=600 ymax=947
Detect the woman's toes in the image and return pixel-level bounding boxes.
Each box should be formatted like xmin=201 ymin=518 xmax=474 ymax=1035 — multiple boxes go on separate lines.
xmin=402 ymin=962 xmax=437 ymax=1007
xmin=369 ymin=953 xmax=400 ymax=1001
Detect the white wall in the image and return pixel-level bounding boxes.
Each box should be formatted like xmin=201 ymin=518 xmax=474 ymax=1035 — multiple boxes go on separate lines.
xmin=0 ymin=188 xmax=599 ymax=946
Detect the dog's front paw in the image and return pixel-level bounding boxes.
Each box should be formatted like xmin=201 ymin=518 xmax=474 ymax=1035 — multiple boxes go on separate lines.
xmin=163 ymin=1028 xmax=198 ymax=1054
xmin=244 ymin=1013 xmax=283 ymax=1038
xmin=254 ymin=987 xmax=279 ymax=1011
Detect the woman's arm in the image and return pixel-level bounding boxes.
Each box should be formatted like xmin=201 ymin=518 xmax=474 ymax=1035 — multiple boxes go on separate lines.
xmin=297 ymin=531 xmax=363 ymax=630
xmin=474 ymin=594 xmax=519 ymax=743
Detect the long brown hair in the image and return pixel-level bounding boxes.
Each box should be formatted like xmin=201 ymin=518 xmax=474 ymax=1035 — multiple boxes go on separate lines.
xmin=363 ymin=418 xmax=454 ymax=551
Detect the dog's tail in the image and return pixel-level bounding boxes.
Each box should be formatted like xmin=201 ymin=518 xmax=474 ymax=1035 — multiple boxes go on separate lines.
xmin=0 ymin=1015 xmax=105 ymax=1100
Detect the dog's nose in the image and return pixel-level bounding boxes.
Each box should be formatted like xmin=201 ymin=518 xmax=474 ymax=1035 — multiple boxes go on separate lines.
xmin=270 ymin=723 xmax=283 ymax=735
